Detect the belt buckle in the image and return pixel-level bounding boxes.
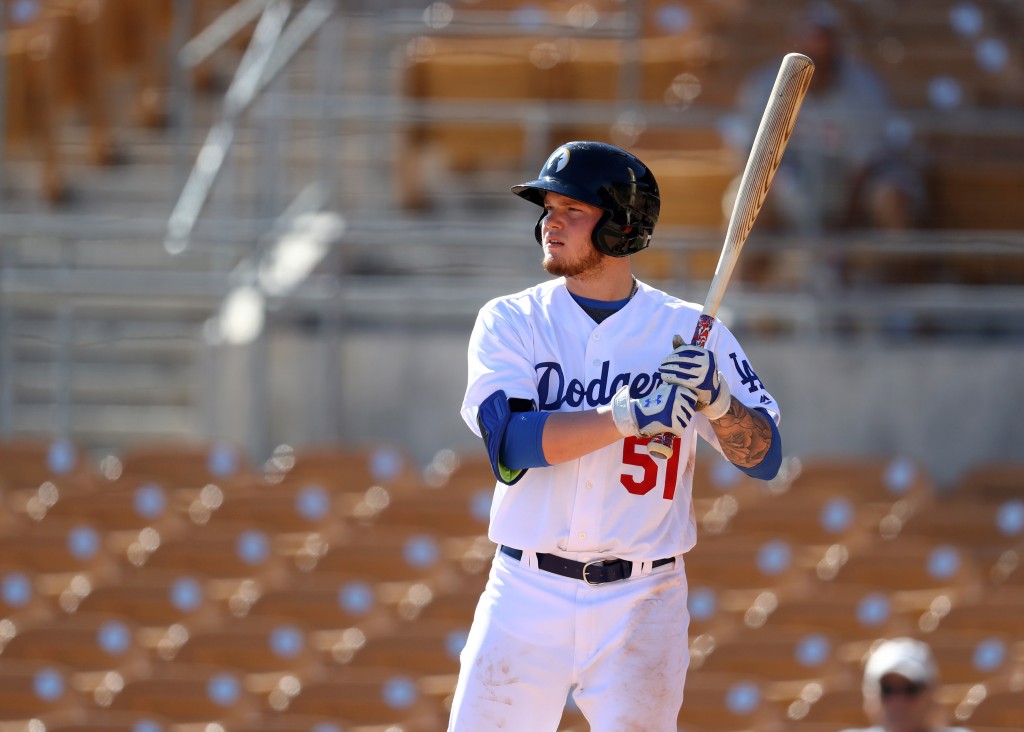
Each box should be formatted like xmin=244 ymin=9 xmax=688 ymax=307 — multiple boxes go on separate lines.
xmin=582 ymin=559 xmax=604 ymax=586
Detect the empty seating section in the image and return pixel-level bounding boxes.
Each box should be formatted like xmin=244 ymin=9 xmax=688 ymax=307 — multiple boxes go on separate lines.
xmin=398 ymin=0 xmax=1024 ymax=241
xmin=0 ymin=437 xmax=495 ymax=729
xmin=3 ymin=1 xmax=231 ymax=203
xmin=6 ymin=438 xmax=1015 ymax=728
xmin=1 ymin=438 xmax=1023 ymax=729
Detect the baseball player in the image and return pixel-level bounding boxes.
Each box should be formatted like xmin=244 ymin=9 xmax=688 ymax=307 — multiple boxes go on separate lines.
xmin=451 ymin=140 xmax=782 ymax=731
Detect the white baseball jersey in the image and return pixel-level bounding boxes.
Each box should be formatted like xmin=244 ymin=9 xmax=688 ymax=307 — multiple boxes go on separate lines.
xmin=461 ymin=277 xmax=780 ymax=563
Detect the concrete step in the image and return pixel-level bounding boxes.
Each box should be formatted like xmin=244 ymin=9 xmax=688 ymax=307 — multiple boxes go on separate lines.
xmin=12 ymin=362 xmax=195 ymax=407
xmin=13 ymin=404 xmax=200 ymax=445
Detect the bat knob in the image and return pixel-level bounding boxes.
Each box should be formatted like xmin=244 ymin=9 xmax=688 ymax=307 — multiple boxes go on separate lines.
xmin=647 ymin=434 xmax=675 ymax=460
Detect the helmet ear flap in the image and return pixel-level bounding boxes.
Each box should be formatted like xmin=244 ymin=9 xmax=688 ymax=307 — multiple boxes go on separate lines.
xmin=593 ymin=211 xmax=651 ymax=257
xmin=533 ymin=212 xmax=544 ymax=245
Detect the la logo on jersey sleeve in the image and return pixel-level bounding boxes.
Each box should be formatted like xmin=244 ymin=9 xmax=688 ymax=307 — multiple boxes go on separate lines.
xmin=728 ymin=352 xmax=774 ymax=406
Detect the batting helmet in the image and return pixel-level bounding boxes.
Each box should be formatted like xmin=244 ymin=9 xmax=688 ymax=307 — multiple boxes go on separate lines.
xmin=511 ymin=141 xmax=660 ymax=257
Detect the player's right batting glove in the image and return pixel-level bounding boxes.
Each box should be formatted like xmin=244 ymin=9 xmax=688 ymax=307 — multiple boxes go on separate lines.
xmin=610 ymin=382 xmax=698 ymax=439
xmin=658 ymin=336 xmax=732 ymax=421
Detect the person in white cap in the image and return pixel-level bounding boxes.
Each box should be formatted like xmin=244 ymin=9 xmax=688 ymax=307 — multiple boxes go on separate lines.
xmin=841 ymin=637 xmax=970 ymax=732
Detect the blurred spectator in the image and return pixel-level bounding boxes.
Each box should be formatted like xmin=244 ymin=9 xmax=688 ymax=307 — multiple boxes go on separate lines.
xmin=841 ymin=637 xmax=971 ymax=732
xmin=728 ymin=2 xmax=929 ymax=232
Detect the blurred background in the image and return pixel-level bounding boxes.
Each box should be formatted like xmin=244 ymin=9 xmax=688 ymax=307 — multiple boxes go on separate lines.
xmin=0 ymin=1 xmax=1022 ymax=731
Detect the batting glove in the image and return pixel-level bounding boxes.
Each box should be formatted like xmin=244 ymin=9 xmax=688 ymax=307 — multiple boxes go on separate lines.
xmin=658 ymin=336 xmax=732 ymax=421
xmin=610 ymin=382 xmax=698 ymax=439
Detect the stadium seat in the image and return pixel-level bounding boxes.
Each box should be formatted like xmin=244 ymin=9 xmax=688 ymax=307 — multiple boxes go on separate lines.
xmin=30 ymin=709 xmax=177 ymax=732
xmin=114 ymin=440 xmax=251 ymax=489
xmin=280 ymin=667 xmax=446 ymax=727
xmin=199 ymin=477 xmax=349 ymax=534
xmin=926 ymin=633 xmax=1018 ymax=687
xmin=639 ymin=150 xmax=734 ymax=230
xmin=0 ymin=614 xmax=147 ymax=678
xmin=781 ymin=683 xmax=868 ymax=729
xmin=421 ymin=449 xmax=494 ymax=494
xmin=73 ymin=571 xmax=222 ymax=628
xmin=2 ymin=11 xmax=65 ymax=202
xmin=242 ymin=573 xmax=398 ymax=632
xmin=201 ymin=717 xmax=354 ymax=732
xmin=42 ymin=481 xmax=186 ymax=533
xmin=676 ymin=671 xmax=785 ymax=731
xmin=0 ymin=661 xmax=87 ymax=721
xmin=690 ymin=449 xmax=778 ymax=507
xmin=683 ymin=532 xmax=812 ymax=598
xmin=264 ymin=443 xmax=420 ymax=495
xmin=894 ymin=497 xmax=1024 ymax=573
xmin=991 ymin=545 xmax=1024 ymax=587
xmin=300 ymin=524 xmax=457 ymax=584
xmin=683 ymin=583 xmax=749 ymax=640
xmin=931 ymin=163 xmax=1024 ymax=230
xmin=0 ymin=520 xmax=115 ymax=577
xmin=691 ymin=627 xmax=845 ymax=688
xmin=950 ymin=461 xmax=1024 ymax=503
xmin=105 ymin=663 xmax=260 ymax=722
xmin=170 ymin=616 xmax=321 ymax=676
xmin=955 ymin=680 xmax=1024 ymax=729
xmin=815 ymin=535 xmax=983 ymax=597
xmin=754 ymin=583 xmax=922 ymax=642
xmin=706 ymin=481 xmax=887 ymax=551
xmin=410 ymin=580 xmax=487 ymax=626
xmin=779 ymin=455 xmax=937 ymax=511
xmin=318 ymin=618 xmax=469 ymax=677
xmin=89 ymin=0 xmax=176 ymax=128
xmin=42 ymin=0 xmax=119 ymax=166
xmin=920 ymin=586 xmax=1024 ymax=637
xmin=372 ymin=484 xmax=492 ymax=538
xmin=400 ymin=35 xmax=543 ymax=183
xmin=0 ymin=567 xmax=60 ymax=621
xmin=0 ymin=438 xmax=95 ymax=491
xmin=136 ymin=521 xmax=292 ymax=582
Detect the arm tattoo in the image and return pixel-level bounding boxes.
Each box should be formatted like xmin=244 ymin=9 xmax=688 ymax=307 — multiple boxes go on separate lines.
xmin=710 ymin=398 xmax=773 ymax=468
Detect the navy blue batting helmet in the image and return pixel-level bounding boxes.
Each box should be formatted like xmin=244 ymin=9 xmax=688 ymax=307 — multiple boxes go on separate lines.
xmin=511 ymin=141 xmax=660 ymax=257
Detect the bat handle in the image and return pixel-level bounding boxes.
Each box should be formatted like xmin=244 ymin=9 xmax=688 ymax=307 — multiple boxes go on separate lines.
xmin=647 ymin=314 xmax=715 ymax=461
xmin=649 ymin=434 xmax=675 ymax=460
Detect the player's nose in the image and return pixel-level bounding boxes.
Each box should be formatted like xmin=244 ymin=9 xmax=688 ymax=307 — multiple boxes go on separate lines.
xmin=543 ymin=210 xmax=564 ymax=232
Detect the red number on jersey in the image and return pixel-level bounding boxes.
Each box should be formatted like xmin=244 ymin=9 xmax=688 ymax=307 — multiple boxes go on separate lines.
xmin=620 ymin=436 xmax=681 ymax=500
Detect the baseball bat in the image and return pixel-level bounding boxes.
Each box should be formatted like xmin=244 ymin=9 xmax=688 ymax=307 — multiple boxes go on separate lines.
xmin=648 ymin=52 xmax=814 ymax=460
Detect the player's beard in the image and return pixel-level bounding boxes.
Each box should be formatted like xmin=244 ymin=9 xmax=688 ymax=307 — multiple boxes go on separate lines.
xmin=542 ymin=242 xmax=604 ymax=279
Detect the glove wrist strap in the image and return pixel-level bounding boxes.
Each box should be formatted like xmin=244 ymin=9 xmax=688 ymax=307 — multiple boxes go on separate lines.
xmin=702 ymin=374 xmax=732 ymax=421
xmin=610 ymin=385 xmax=639 ymax=437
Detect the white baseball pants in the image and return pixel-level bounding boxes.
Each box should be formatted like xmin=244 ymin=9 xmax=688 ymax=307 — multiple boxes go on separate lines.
xmin=448 ymin=548 xmax=690 ymax=732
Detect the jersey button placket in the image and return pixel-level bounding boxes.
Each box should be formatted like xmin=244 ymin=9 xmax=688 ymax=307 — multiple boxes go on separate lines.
xmin=572 ymin=332 xmax=609 ymax=552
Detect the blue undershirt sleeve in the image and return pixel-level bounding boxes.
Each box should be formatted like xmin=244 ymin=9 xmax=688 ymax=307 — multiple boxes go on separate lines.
xmin=733 ymin=407 xmax=782 ymax=480
xmin=499 ymin=410 xmax=552 ymax=471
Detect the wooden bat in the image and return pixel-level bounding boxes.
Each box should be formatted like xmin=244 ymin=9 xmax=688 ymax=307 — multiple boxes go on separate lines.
xmin=648 ymin=52 xmax=814 ymax=460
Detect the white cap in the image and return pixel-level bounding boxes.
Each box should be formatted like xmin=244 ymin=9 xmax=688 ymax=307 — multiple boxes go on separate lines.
xmin=863 ymin=638 xmax=938 ymax=695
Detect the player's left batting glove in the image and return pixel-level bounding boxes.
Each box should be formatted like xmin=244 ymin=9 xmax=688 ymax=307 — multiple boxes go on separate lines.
xmin=658 ymin=336 xmax=732 ymax=421
xmin=610 ymin=382 xmax=698 ymax=439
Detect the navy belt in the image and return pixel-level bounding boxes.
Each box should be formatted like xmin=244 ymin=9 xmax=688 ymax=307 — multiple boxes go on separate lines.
xmin=500 ymin=545 xmax=674 ymax=586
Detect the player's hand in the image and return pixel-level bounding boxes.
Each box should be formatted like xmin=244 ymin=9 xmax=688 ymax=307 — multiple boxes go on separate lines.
xmin=610 ymin=382 xmax=698 ymax=439
xmin=658 ymin=336 xmax=732 ymax=420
